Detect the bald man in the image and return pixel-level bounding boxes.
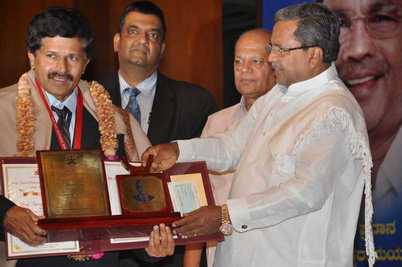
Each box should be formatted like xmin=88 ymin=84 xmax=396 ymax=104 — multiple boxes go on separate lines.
xmin=183 ymin=28 xmax=275 ymax=267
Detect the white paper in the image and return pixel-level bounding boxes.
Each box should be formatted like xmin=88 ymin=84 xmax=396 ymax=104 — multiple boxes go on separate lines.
xmin=6 ymin=234 xmax=79 ymax=257
xmin=104 ymin=161 xmax=130 ymax=215
xmin=110 ymin=236 xmax=150 ymax=243
xmin=168 ymin=181 xmax=200 ymax=215
xmin=110 ymin=235 xmax=178 ymax=244
xmin=1 ymin=163 xmax=80 ymax=257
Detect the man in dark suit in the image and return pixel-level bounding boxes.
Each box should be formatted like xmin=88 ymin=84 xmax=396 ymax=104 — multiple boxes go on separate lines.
xmin=0 ymin=7 xmax=174 ymax=267
xmin=100 ymin=1 xmax=217 ymax=146
xmin=98 ymin=1 xmax=217 ymax=266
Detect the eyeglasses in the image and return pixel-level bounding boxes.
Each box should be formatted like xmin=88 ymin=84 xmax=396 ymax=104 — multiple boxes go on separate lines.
xmin=338 ymin=14 xmax=402 ymax=40
xmin=336 ymin=5 xmax=402 ymax=40
xmin=267 ymin=43 xmax=317 ymax=56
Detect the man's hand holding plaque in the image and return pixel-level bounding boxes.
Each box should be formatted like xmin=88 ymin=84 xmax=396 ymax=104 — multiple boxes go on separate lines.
xmin=142 ymin=143 xmax=225 ymax=240
xmin=4 ymin=206 xmax=47 ymax=246
xmin=146 ymin=224 xmax=175 ymax=257
xmin=142 ymin=143 xmax=180 ymax=173
xmin=172 ymin=206 xmax=222 ymax=238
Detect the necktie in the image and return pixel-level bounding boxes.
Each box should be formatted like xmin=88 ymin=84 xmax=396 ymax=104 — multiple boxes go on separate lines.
xmin=51 ymin=106 xmax=72 ymax=148
xmin=125 ymin=88 xmax=141 ymax=124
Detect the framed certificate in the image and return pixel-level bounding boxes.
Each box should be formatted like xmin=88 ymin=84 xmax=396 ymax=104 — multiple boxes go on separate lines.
xmin=0 ymin=157 xmax=80 ymax=259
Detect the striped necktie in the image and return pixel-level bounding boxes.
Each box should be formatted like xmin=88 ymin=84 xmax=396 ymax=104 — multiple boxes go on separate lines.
xmin=51 ymin=106 xmax=72 ymax=148
xmin=125 ymin=87 xmax=141 ymax=124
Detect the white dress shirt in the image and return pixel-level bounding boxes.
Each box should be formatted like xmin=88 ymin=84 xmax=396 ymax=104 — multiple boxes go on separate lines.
xmin=45 ymin=89 xmax=77 ymax=140
xmin=119 ymin=71 xmax=157 ymax=134
xmin=178 ymin=64 xmax=376 ymax=267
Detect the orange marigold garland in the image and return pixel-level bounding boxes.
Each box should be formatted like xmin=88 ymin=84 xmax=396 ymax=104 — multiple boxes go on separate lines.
xmin=16 ymin=75 xmax=118 ymax=159
xmin=89 ymin=81 xmax=117 ymax=157
xmin=15 ymin=77 xmax=116 ymax=261
xmin=16 ymin=73 xmax=35 ymax=157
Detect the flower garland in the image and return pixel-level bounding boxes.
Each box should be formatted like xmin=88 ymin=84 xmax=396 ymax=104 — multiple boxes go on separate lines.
xmin=15 ymin=74 xmax=118 ymax=158
xmin=89 ymin=81 xmax=117 ymax=158
xmin=16 ymin=73 xmax=35 ymax=157
xmin=67 ymin=252 xmax=104 ymax=262
xmin=15 ymin=76 xmax=119 ymax=261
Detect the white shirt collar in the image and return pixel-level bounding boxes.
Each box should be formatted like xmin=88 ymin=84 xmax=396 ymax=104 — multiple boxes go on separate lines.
xmin=118 ymin=71 xmax=157 ymax=97
xmin=238 ymin=97 xmax=248 ymax=114
xmin=45 ymin=89 xmax=77 ymax=113
xmin=280 ymin=63 xmax=339 ymax=100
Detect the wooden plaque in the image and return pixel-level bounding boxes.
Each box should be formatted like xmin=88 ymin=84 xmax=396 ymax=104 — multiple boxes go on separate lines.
xmin=36 ymin=150 xmax=110 ymax=218
xmin=1 ymin=157 xmax=222 ymax=259
xmin=116 ymin=166 xmax=175 ymax=217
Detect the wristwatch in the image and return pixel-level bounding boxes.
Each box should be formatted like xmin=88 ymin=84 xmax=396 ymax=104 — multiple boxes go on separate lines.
xmin=219 ymin=204 xmax=233 ymax=236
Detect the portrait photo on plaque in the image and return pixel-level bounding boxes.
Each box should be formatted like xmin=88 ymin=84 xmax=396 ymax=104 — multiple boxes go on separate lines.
xmin=116 ymin=174 xmax=170 ymax=215
xmin=36 ymin=150 xmax=110 ymax=219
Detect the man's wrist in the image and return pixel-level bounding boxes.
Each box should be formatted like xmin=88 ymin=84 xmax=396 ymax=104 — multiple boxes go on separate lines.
xmin=219 ymin=204 xmax=233 ymax=236
xmin=0 ymin=196 xmax=15 ymax=229
xmin=172 ymin=142 xmax=180 ymax=160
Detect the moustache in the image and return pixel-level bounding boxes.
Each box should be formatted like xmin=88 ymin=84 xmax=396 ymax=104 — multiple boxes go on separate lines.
xmin=48 ymin=72 xmax=73 ymax=82
xmin=47 ymin=72 xmax=73 ymax=81
xmin=130 ymin=44 xmax=149 ymax=53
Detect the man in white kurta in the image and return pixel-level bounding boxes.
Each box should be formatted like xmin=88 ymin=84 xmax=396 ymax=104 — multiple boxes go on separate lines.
xmin=178 ymin=64 xmax=372 ymax=267
xmin=201 ymin=99 xmax=247 ymax=206
xmin=143 ymin=3 xmax=376 ymax=267
xmin=198 ymin=28 xmax=275 ymax=267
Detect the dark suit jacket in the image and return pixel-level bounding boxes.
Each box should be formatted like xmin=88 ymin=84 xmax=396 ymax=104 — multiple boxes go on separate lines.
xmin=99 ymin=72 xmax=215 ymax=266
xmin=100 ymin=72 xmax=218 ymax=145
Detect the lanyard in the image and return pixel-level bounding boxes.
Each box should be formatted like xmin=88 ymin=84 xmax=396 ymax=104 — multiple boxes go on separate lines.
xmin=35 ymin=80 xmax=83 ymax=150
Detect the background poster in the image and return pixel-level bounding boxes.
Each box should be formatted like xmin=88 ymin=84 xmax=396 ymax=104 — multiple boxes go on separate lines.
xmin=262 ymin=0 xmax=313 ymax=30
xmin=263 ymin=0 xmax=402 ymax=266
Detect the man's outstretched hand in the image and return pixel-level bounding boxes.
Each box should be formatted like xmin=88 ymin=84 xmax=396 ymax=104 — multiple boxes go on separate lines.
xmin=172 ymin=206 xmax=222 ymax=238
xmin=4 ymin=206 xmax=47 ymax=246
xmin=142 ymin=143 xmax=180 ymax=172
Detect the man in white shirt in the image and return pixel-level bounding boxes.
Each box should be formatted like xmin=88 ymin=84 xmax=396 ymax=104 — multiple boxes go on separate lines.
xmin=183 ymin=28 xmax=275 ymax=267
xmin=143 ymin=3 xmax=376 ymax=267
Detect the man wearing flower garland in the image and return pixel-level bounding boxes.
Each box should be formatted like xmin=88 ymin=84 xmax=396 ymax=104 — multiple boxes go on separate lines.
xmin=0 ymin=7 xmax=174 ymax=267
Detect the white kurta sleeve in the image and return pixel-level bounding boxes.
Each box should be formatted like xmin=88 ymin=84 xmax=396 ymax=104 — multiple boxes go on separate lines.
xmin=227 ymin=107 xmax=363 ymax=231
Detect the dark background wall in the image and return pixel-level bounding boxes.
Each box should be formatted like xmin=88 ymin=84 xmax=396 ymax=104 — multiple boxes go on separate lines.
xmin=222 ymin=0 xmax=260 ymax=107
xmin=0 ymin=0 xmax=260 ymax=108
